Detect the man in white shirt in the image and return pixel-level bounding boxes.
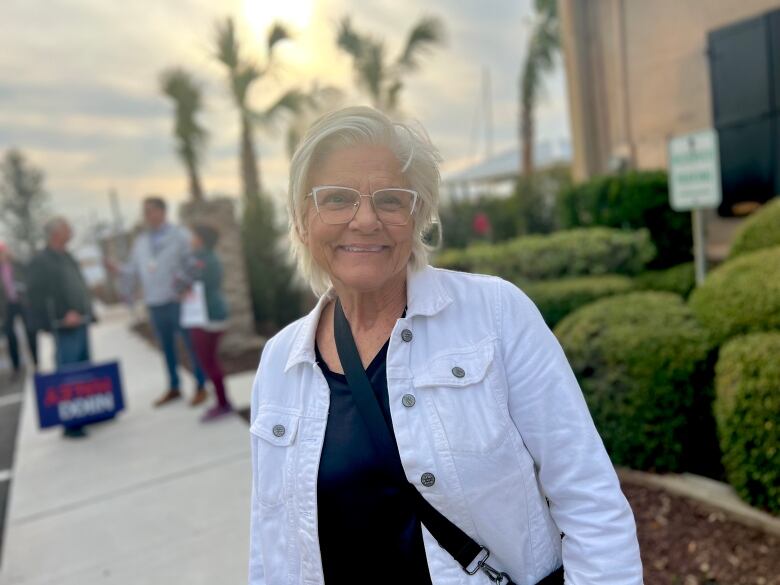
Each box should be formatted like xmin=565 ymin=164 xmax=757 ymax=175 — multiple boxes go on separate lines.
xmin=113 ymin=196 xmax=207 ymax=407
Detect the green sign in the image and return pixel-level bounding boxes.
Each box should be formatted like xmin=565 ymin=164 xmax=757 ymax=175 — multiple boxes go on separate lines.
xmin=668 ymin=129 xmax=723 ymax=211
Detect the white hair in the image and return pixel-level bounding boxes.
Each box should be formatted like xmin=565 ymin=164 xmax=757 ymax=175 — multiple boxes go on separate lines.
xmin=43 ymin=216 xmax=69 ymax=241
xmin=287 ymin=106 xmax=443 ymax=296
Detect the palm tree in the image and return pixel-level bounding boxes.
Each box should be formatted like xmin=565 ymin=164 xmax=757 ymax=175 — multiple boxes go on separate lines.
xmin=159 ymin=68 xmax=207 ymax=202
xmin=283 ymin=82 xmax=344 ymax=159
xmin=213 ymin=17 xmax=303 ymax=200
xmin=519 ymin=0 xmax=559 ymax=176
xmin=336 ymin=15 xmax=445 ymax=114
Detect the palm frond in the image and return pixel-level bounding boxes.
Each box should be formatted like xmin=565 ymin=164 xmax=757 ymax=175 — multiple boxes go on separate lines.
xmin=267 ymin=22 xmax=291 ymax=56
xmin=397 ymin=16 xmax=445 ymax=71
xmin=252 ymin=88 xmax=309 ymax=130
xmin=336 ymin=16 xmax=365 ymax=59
xmin=359 ymin=41 xmax=385 ymax=106
xmin=214 ymin=17 xmax=240 ymax=69
xmin=232 ymin=63 xmax=261 ymax=108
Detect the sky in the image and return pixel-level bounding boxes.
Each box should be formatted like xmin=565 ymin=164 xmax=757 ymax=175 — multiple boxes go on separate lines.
xmin=0 ymin=0 xmax=570 ymax=241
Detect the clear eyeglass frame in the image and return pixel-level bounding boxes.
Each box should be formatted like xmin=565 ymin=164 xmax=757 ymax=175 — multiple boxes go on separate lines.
xmin=307 ymin=185 xmax=419 ymax=226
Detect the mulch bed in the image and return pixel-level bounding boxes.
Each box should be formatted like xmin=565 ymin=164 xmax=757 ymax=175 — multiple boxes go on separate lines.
xmin=131 ymin=321 xmax=261 ymax=376
xmin=130 ymin=323 xmax=779 ymax=583
xmin=623 ymin=480 xmax=779 ymax=585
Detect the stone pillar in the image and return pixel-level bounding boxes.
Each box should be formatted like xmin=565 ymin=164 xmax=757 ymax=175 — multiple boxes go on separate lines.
xmin=179 ymin=197 xmax=263 ymax=355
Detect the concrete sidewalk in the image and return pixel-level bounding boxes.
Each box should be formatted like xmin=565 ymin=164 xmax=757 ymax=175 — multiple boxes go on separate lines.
xmin=0 ymin=304 xmax=258 ymax=585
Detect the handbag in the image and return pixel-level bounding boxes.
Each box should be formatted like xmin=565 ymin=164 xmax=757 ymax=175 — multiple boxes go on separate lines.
xmin=180 ymin=281 xmax=208 ymax=328
xmin=333 ymin=298 xmax=564 ymax=585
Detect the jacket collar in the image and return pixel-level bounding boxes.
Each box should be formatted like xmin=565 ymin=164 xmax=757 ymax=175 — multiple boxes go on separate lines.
xmin=284 ymin=264 xmax=452 ymax=372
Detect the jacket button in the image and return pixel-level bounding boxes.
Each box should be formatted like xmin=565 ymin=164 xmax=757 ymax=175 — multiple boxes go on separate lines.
xmin=452 ymin=366 xmax=465 ymax=378
xmin=272 ymin=424 xmax=286 ymax=437
xmin=421 ymin=472 xmax=436 ymax=487
xmin=401 ymin=329 xmax=413 ymax=342
xmin=402 ymin=394 xmax=416 ymax=407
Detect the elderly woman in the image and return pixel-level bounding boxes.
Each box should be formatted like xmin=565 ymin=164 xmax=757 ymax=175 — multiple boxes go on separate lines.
xmin=249 ymin=107 xmax=642 ymax=585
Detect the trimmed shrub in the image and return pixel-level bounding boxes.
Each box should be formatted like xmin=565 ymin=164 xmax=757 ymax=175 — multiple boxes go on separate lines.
xmin=558 ymin=170 xmax=692 ymax=268
xmin=524 ymin=275 xmax=634 ymax=327
xmin=689 ymin=246 xmax=780 ymax=346
xmin=435 ymin=227 xmax=655 ymax=281
xmin=715 ymin=333 xmax=780 ymax=514
xmin=729 ymin=198 xmax=780 ymax=258
xmin=555 ymin=292 xmax=719 ymax=474
xmin=634 ymin=262 xmax=696 ymax=298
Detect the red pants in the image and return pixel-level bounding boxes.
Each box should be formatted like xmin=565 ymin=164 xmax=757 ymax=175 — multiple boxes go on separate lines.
xmin=189 ymin=329 xmax=229 ymax=406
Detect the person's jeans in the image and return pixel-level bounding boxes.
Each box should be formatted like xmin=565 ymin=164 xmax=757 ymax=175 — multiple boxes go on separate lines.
xmin=4 ymin=301 xmax=38 ymax=370
xmin=55 ymin=324 xmax=91 ymax=432
xmin=55 ymin=324 xmax=90 ymax=367
xmin=148 ymin=302 xmax=206 ymax=391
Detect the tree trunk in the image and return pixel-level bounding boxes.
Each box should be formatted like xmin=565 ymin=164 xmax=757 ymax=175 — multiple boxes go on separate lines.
xmin=241 ymin=113 xmax=261 ymax=199
xmin=186 ymin=157 xmax=205 ymax=202
xmin=520 ymin=59 xmax=536 ymax=177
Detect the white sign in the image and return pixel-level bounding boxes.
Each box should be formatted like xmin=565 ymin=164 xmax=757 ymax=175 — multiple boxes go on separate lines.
xmin=668 ymin=129 xmax=723 ymax=211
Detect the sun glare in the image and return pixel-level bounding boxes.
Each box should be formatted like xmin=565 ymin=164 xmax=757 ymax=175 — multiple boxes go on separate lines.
xmin=243 ymin=0 xmax=314 ymax=37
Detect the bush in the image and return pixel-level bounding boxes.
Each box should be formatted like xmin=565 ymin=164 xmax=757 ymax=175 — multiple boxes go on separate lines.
xmin=435 ymin=227 xmax=655 ymax=281
xmin=524 ymin=275 xmax=634 ymax=327
xmin=555 ymin=292 xmax=719 ymax=474
xmin=689 ymin=246 xmax=780 ymax=346
xmin=242 ymin=193 xmax=303 ymax=333
xmin=715 ymin=333 xmax=780 ymax=514
xmin=729 ymin=198 xmax=780 ymax=258
xmin=634 ymin=262 xmax=696 ymax=298
xmin=558 ymin=170 xmax=692 ymax=268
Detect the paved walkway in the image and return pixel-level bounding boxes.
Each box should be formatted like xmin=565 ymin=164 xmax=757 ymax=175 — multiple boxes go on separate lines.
xmin=0 ymin=304 xmax=257 ymax=585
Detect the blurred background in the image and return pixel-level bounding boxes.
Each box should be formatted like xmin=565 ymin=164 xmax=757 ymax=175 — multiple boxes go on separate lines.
xmin=0 ymin=1 xmax=778 ymax=584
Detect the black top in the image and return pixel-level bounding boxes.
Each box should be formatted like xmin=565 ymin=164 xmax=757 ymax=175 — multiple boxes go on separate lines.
xmin=315 ymin=340 xmax=432 ymax=585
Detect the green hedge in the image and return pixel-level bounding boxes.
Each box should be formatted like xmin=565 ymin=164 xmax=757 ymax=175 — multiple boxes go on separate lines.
xmin=524 ymin=275 xmax=634 ymax=327
xmin=555 ymin=292 xmax=719 ymax=474
xmin=715 ymin=333 xmax=780 ymax=514
xmin=558 ymin=170 xmax=692 ymax=268
xmin=435 ymin=227 xmax=655 ymax=281
xmin=729 ymin=198 xmax=780 ymax=258
xmin=689 ymin=246 xmax=780 ymax=346
xmin=634 ymin=262 xmax=696 ymax=298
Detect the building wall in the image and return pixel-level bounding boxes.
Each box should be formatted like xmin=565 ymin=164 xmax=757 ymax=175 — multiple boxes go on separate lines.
xmin=560 ymin=0 xmax=780 ymax=181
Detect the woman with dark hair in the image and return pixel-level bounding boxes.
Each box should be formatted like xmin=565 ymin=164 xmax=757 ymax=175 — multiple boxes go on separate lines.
xmin=183 ymin=224 xmax=233 ymax=422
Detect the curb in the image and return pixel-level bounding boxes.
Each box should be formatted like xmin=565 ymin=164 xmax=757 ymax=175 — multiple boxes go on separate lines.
xmin=617 ymin=468 xmax=780 ymax=537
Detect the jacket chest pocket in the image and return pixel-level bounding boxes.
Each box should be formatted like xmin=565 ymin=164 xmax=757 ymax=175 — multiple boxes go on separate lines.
xmin=250 ymin=408 xmax=301 ymax=507
xmin=413 ymin=341 xmax=509 ymax=454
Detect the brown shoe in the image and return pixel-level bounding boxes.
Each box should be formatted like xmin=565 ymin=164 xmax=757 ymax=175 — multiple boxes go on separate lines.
xmin=190 ymin=388 xmax=209 ymax=407
xmin=154 ymin=389 xmax=182 ymax=407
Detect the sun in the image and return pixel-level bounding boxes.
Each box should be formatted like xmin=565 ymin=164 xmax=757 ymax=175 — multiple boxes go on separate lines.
xmin=242 ymin=0 xmax=314 ymax=38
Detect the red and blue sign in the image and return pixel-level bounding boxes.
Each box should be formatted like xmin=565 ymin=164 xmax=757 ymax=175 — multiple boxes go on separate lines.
xmin=34 ymin=361 xmax=125 ymax=428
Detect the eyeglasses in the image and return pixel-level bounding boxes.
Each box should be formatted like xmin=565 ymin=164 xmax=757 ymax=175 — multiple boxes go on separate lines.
xmin=308 ymin=186 xmax=418 ymax=226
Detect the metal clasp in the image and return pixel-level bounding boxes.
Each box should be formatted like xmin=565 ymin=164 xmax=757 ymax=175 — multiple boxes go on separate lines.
xmin=463 ymin=548 xmax=511 ymax=584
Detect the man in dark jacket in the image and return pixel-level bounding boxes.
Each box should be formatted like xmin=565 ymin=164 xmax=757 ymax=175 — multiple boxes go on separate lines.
xmin=0 ymin=241 xmax=39 ymax=374
xmin=28 ymin=217 xmax=94 ymax=439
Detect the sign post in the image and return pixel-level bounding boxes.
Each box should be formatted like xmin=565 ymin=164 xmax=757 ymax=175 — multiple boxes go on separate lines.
xmin=668 ymin=129 xmax=723 ymax=285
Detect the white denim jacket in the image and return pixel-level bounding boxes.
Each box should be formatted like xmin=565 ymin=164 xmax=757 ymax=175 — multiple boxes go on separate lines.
xmin=248 ymin=265 xmax=643 ymax=585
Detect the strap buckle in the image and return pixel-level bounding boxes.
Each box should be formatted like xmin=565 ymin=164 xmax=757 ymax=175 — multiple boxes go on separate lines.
xmin=464 ymin=548 xmax=512 ymax=584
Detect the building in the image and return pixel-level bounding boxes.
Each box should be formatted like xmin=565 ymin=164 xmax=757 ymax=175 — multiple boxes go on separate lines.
xmin=559 ymin=0 xmax=780 ymax=217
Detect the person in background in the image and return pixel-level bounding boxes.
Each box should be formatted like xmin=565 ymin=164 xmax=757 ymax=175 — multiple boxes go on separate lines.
xmin=110 ymin=196 xmax=208 ymax=407
xmin=178 ymin=224 xmax=233 ymax=422
xmin=28 ymin=217 xmax=94 ymax=439
xmin=0 ymin=241 xmax=38 ymax=374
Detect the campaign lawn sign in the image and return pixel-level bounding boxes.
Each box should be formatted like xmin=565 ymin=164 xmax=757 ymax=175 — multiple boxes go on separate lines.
xmin=34 ymin=361 xmax=125 ymax=428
